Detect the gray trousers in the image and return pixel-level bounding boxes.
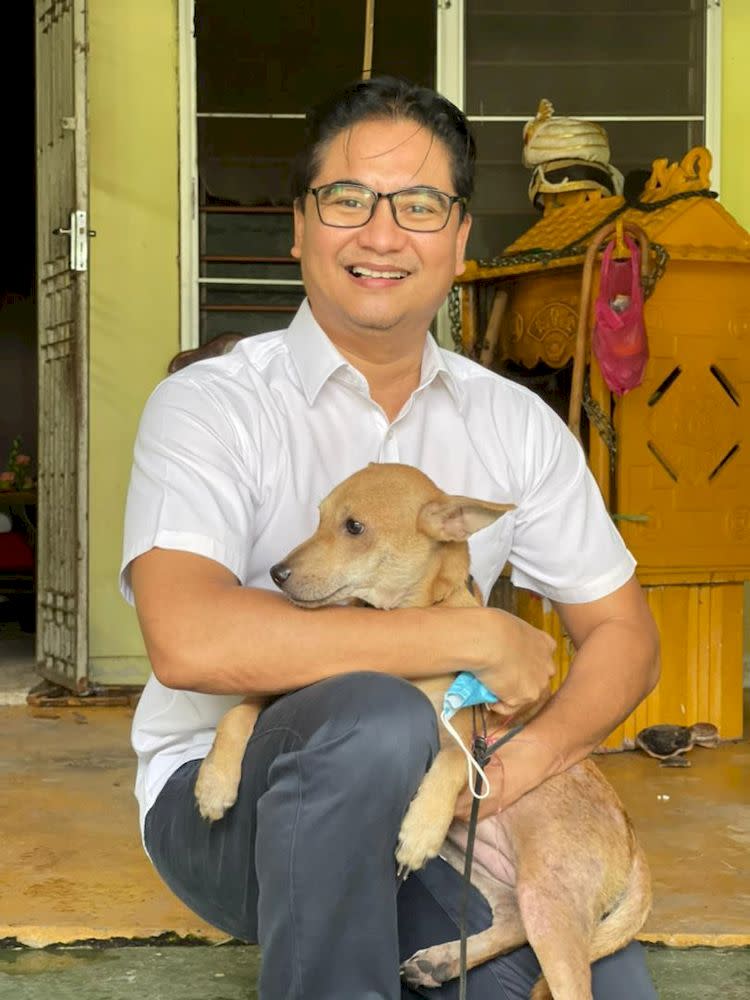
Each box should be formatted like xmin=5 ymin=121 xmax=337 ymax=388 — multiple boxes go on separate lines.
xmin=144 ymin=672 xmax=658 ymax=999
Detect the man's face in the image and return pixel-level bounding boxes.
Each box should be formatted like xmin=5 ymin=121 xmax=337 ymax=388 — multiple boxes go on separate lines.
xmin=291 ymin=117 xmax=472 ymax=349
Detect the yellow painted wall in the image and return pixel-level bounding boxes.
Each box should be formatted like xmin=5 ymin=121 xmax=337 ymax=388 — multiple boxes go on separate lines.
xmin=721 ymin=1 xmax=750 ymax=679
xmin=721 ymin=0 xmax=750 ymax=230
xmin=87 ymin=0 xmax=179 ymax=683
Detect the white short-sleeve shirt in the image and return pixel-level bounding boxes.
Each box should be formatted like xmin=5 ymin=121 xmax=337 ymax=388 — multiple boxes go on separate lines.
xmin=122 ymin=299 xmax=635 ymax=836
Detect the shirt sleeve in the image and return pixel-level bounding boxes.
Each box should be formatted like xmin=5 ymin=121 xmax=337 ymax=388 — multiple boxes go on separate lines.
xmin=119 ymin=373 xmax=260 ymax=605
xmin=507 ymin=392 xmax=636 ymax=604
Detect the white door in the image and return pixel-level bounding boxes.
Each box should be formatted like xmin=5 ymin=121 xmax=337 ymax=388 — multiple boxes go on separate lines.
xmin=35 ymin=0 xmax=90 ymax=692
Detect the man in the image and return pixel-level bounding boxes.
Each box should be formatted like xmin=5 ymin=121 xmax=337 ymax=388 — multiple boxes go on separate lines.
xmin=122 ymin=77 xmax=660 ymax=999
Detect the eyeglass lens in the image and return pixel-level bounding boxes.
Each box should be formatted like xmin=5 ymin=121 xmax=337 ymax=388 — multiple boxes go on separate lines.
xmin=314 ymin=183 xmax=453 ymax=231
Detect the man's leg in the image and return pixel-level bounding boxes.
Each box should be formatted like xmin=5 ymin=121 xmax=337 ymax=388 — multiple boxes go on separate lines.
xmin=144 ymin=671 xmax=439 ymax=1000
xmin=398 ymin=857 xmax=658 ymax=999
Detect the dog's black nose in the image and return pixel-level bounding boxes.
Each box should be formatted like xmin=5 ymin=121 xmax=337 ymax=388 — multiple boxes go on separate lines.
xmin=270 ymin=562 xmax=292 ymax=587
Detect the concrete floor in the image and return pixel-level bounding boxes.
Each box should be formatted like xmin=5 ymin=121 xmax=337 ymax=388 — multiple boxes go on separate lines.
xmin=595 ymin=730 xmax=750 ymax=947
xmin=2 ymin=696 xmax=748 ymax=948
xmin=0 ymin=642 xmax=748 ymax=995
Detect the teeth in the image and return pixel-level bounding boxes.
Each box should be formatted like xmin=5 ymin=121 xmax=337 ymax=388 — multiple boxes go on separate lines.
xmin=350 ymin=266 xmax=407 ymax=279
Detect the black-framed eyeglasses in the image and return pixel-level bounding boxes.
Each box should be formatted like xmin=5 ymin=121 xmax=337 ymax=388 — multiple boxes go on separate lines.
xmin=306 ymin=182 xmax=466 ymax=233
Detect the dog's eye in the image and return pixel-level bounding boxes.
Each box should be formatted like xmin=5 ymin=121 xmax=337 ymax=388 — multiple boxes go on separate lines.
xmin=344 ymin=518 xmax=365 ymax=536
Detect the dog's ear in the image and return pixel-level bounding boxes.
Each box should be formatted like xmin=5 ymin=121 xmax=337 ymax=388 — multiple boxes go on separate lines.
xmin=417 ymin=496 xmax=515 ymax=542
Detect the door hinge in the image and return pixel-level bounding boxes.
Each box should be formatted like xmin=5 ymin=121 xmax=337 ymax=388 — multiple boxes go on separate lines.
xmin=52 ymin=210 xmax=96 ymax=272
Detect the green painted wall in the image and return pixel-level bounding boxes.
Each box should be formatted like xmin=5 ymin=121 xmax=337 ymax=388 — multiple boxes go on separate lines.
xmin=87 ymin=0 xmax=179 ymax=683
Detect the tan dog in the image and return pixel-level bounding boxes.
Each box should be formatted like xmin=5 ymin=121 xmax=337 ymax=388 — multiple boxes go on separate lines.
xmin=194 ymin=463 xmax=650 ymax=1000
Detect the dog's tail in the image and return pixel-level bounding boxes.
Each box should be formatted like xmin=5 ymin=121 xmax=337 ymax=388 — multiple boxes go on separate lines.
xmin=589 ymin=828 xmax=652 ymax=964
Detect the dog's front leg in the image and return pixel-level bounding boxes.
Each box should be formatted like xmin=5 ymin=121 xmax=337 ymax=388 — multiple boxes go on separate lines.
xmin=194 ymin=698 xmax=264 ymax=821
xmin=396 ymin=745 xmax=468 ymax=876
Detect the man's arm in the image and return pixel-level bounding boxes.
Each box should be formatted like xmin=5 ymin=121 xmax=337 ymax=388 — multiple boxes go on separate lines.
xmin=454 ymin=574 xmax=660 ymax=819
xmin=131 ymin=547 xmax=558 ymax=703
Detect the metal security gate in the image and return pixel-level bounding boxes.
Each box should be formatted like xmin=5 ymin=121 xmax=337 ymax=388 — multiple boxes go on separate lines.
xmin=35 ymin=0 xmax=90 ymax=691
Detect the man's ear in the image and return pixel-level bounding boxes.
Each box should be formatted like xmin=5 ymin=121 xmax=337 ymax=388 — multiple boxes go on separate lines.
xmin=454 ymin=212 xmax=472 ymax=276
xmin=417 ymin=495 xmax=515 ymax=542
xmin=291 ymin=199 xmax=305 ymax=260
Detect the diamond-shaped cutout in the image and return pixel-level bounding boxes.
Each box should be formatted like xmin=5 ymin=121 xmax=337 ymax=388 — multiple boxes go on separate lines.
xmin=648 ymin=366 xmax=741 ymax=485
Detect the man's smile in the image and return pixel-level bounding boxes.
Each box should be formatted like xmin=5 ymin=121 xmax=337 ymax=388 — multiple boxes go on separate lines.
xmin=347 ymin=265 xmax=409 ymax=280
xmin=343 ymin=262 xmax=413 ymax=285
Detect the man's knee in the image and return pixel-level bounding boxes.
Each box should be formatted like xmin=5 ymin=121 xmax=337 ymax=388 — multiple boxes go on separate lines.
xmin=314 ymin=671 xmax=437 ymax=757
xmin=274 ymin=671 xmax=439 ymax=797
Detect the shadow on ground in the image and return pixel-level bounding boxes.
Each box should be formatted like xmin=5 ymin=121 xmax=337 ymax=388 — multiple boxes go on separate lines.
xmin=0 ymin=944 xmax=748 ymax=999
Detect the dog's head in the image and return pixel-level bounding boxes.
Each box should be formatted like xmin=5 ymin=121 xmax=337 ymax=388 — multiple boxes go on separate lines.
xmin=270 ymin=463 xmax=514 ymax=609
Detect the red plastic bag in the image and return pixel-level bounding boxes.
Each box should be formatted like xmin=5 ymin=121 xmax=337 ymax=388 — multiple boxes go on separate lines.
xmin=592 ymin=236 xmax=649 ymax=396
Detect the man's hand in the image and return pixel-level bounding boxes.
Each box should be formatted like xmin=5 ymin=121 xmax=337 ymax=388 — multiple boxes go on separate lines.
xmin=452 ymin=576 xmax=660 ymax=821
xmin=452 ymin=756 xmax=509 ymax=822
xmin=452 ymin=734 xmax=557 ymax=821
xmin=469 ymin=608 xmax=557 ymax=713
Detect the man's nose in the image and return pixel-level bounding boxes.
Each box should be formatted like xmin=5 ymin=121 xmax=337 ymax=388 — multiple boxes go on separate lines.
xmin=358 ymin=197 xmax=408 ymax=250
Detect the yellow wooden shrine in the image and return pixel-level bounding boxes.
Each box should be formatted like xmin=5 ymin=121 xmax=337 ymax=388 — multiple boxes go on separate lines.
xmin=457 ymin=147 xmax=750 ymax=748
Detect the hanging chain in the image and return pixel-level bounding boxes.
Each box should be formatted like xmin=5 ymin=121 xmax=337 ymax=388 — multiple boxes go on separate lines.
xmin=582 ymin=373 xmax=617 ymax=469
xmin=448 ymin=284 xmax=463 ymax=353
xmin=641 ymin=241 xmax=669 ymax=300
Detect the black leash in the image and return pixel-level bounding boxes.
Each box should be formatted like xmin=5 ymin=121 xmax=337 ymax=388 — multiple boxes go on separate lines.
xmin=458 ymin=713 xmax=524 ymax=1000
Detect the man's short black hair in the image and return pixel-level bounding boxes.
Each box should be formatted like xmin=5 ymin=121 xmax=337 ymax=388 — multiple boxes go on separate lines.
xmin=290 ymin=76 xmax=476 ymax=208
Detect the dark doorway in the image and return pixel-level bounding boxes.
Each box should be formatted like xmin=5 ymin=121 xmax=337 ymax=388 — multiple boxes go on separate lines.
xmin=0 ymin=3 xmax=37 ymax=693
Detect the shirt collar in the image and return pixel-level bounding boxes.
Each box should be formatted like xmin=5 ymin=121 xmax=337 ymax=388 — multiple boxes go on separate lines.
xmin=419 ymin=327 xmax=466 ymax=413
xmin=285 ymin=298 xmax=465 ymax=412
xmin=284 ymin=300 xmax=350 ymax=405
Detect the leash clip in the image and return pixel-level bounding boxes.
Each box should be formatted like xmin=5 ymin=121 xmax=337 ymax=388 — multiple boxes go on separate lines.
xmin=471 ymin=732 xmax=490 ymax=771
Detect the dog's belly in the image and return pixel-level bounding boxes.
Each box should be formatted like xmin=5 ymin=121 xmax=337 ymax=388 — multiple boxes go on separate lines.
xmin=445 ymin=816 xmax=517 ymax=888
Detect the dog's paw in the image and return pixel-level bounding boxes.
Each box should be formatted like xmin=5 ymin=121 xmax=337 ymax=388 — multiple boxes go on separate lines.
xmin=395 ymin=812 xmax=447 ymax=876
xmin=401 ymin=947 xmax=456 ymax=989
xmin=194 ymin=756 xmax=239 ymax=822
